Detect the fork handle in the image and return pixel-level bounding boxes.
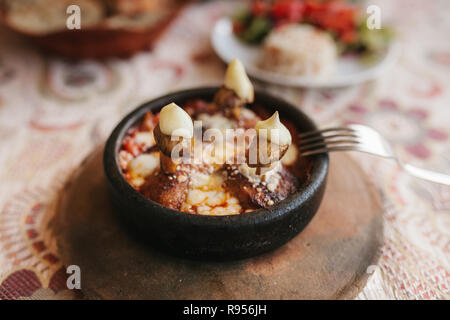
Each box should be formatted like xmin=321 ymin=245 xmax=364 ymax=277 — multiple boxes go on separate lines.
xmin=400 ymin=163 xmax=450 ymax=186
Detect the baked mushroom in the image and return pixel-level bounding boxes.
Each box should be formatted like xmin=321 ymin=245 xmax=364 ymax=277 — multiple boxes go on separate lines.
xmin=153 ymin=102 xmax=193 ymax=173
xmin=246 ymin=111 xmax=292 ymax=175
xmin=214 ymin=58 xmax=254 ymax=111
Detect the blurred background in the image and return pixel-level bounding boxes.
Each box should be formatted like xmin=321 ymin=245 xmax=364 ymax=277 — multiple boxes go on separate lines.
xmin=0 ymin=0 xmax=449 ymax=300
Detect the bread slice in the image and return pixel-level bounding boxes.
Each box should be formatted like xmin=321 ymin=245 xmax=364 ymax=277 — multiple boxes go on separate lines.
xmin=5 ymin=0 xmax=105 ymax=35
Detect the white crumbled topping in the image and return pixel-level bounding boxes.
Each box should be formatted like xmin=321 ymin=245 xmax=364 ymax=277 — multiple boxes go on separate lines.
xmin=238 ymin=163 xmax=261 ymax=184
xmin=262 ymin=162 xmax=282 ymax=192
xmin=239 ymin=161 xmax=282 ymax=192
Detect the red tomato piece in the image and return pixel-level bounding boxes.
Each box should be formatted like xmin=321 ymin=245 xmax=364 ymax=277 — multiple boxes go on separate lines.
xmin=140 ymin=111 xmax=157 ymax=131
xmin=251 ymin=0 xmax=269 ymax=16
xmin=305 ymin=0 xmax=357 ymax=36
xmin=233 ymin=21 xmax=245 ymax=34
xmin=340 ymin=29 xmax=358 ymax=43
xmin=272 ymin=0 xmax=305 ymax=23
xmin=123 ymin=136 xmax=141 ymax=157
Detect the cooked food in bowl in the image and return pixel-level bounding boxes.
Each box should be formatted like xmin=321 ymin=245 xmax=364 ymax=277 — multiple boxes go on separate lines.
xmin=119 ymin=59 xmax=304 ymax=215
xmin=103 ymin=58 xmax=328 ymax=260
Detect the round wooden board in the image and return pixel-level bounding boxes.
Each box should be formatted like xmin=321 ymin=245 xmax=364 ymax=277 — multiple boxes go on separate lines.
xmin=53 ymin=147 xmax=383 ymax=300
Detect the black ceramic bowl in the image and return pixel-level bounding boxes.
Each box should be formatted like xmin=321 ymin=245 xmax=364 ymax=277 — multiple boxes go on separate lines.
xmin=104 ymin=87 xmax=328 ymax=261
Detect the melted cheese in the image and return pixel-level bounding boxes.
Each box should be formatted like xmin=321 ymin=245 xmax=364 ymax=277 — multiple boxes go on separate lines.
xmin=197 ymin=113 xmax=236 ymax=132
xmin=127 ymin=152 xmax=159 ymax=187
xmin=134 ymin=131 xmax=155 ymax=148
xmin=201 ymin=141 xmax=237 ymax=169
xmin=124 ymin=108 xmax=297 ymax=214
xmin=181 ymin=171 xmax=241 ymax=215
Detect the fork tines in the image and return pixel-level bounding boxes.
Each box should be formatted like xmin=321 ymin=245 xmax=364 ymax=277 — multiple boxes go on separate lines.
xmin=298 ymin=127 xmax=361 ymax=156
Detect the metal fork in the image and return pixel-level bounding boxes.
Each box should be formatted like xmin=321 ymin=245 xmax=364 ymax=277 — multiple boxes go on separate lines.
xmin=298 ymin=124 xmax=450 ymax=186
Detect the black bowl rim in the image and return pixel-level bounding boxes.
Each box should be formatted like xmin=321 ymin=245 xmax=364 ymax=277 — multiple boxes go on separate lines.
xmin=103 ymin=87 xmax=328 ymax=228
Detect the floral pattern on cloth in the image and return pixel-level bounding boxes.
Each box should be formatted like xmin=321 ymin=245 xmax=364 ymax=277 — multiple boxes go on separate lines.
xmin=0 ymin=267 xmax=81 ymax=300
xmin=0 ymin=0 xmax=449 ymax=300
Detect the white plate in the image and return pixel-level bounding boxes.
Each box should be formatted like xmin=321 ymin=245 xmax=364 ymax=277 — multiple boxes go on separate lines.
xmin=211 ymin=18 xmax=401 ymax=88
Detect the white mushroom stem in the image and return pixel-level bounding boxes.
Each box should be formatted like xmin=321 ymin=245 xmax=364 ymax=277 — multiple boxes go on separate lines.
xmin=155 ymin=102 xmax=193 ymax=174
xmin=247 ymin=111 xmax=292 ymax=175
xmin=224 ymin=58 xmax=254 ymax=103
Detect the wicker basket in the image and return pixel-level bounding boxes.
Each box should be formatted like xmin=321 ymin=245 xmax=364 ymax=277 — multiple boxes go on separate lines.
xmin=0 ymin=0 xmax=187 ymax=59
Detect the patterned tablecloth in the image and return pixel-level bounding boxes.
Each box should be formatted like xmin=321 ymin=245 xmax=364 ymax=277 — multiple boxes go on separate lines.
xmin=0 ymin=0 xmax=448 ymax=300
